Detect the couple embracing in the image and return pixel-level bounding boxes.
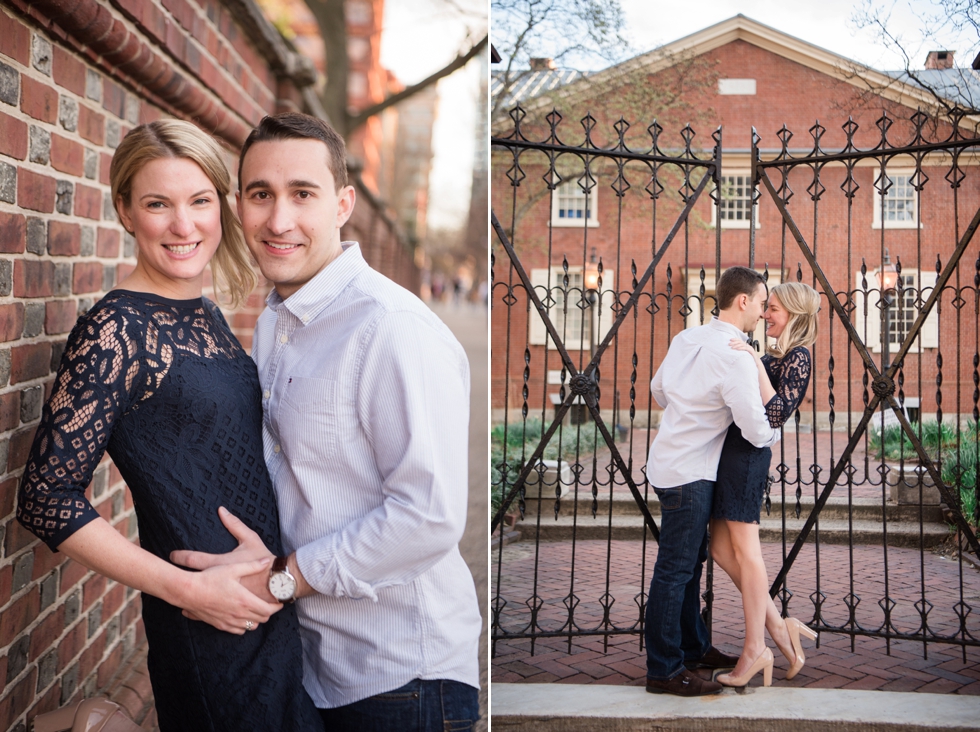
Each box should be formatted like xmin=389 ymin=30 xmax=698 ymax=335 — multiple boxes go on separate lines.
xmin=645 ymin=266 xmax=820 ymax=695
xmin=18 ymin=113 xmax=481 ymax=731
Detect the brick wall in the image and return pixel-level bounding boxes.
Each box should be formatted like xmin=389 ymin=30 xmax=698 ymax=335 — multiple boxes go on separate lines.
xmin=0 ymin=0 xmax=418 ymax=729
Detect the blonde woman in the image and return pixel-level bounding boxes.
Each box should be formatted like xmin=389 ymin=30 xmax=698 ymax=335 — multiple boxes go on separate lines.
xmin=709 ymin=281 xmax=820 ymax=687
xmin=17 ymin=121 xmax=323 ymax=731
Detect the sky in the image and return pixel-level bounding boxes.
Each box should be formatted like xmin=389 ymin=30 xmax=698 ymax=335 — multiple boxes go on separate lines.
xmin=615 ymin=0 xmax=976 ymax=72
xmin=380 ymin=0 xmax=487 ymax=232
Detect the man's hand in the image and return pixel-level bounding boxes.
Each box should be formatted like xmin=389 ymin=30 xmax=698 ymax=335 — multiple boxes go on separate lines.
xmin=171 ymin=506 xmax=278 ymax=605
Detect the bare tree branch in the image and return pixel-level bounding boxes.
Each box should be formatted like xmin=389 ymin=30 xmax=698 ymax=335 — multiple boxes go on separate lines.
xmin=348 ymin=35 xmax=488 ymax=131
xmin=491 ymin=0 xmax=633 ymax=121
xmin=847 ymin=0 xmax=980 ymax=119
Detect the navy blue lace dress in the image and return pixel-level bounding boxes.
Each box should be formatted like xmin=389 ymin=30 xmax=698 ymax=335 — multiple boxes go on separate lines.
xmin=712 ymin=346 xmax=812 ymax=524
xmin=17 ymin=291 xmax=324 ymax=732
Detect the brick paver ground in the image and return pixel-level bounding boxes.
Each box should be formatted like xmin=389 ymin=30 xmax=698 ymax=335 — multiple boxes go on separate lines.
xmin=491 ymin=538 xmax=980 ymax=694
xmin=105 ymin=644 xmax=157 ymax=731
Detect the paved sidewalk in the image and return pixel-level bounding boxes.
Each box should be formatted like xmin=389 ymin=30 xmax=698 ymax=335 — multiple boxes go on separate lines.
xmin=431 ymin=302 xmax=489 ymax=729
xmin=492 ymin=539 xmax=980 ymax=694
xmin=492 ymin=683 xmax=980 ymax=731
xmin=105 ymin=644 xmax=157 ymax=730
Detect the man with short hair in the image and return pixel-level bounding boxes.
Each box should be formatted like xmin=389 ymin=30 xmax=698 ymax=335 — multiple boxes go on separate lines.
xmin=643 ymin=266 xmax=779 ymax=696
xmin=174 ymin=112 xmax=481 ymax=730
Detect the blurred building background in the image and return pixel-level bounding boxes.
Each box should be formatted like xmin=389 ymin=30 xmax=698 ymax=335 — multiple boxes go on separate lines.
xmin=257 ymin=0 xmax=487 ymax=304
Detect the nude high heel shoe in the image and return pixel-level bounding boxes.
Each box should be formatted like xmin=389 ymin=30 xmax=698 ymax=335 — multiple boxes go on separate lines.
xmin=716 ymin=647 xmax=773 ymax=688
xmin=785 ymin=617 xmax=817 ymax=680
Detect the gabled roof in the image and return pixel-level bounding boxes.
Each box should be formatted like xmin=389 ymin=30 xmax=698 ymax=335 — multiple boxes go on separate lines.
xmin=496 ymin=14 xmax=979 ymax=117
xmin=883 ymin=68 xmax=980 ymax=111
xmin=491 ymin=69 xmax=588 ymax=108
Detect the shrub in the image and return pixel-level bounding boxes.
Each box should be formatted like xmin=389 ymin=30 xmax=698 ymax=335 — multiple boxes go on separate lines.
xmin=868 ymin=419 xmax=961 ymax=461
xmin=868 ymin=420 xmax=978 ymax=524
xmin=941 ymin=438 xmax=978 ymax=525
xmin=491 ymin=417 xmax=593 ymax=515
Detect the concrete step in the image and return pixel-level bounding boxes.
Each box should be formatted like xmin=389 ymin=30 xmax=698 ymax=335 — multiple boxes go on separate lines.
xmin=520 ymin=492 xmax=946 ymax=524
xmin=491 ymin=683 xmax=980 ymax=731
xmin=513 ymin=513 xmax=951 ymax=548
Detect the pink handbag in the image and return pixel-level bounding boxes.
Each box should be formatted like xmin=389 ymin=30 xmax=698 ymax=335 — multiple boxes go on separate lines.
xmin=31 ymin=697 xmax=141 ymax=732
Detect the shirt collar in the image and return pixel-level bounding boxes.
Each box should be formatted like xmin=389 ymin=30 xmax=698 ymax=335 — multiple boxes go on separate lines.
xmin=709 ymin=316 xmax=751 ymax=342
xmin=266 ymin=241 xmax=365 ymax=323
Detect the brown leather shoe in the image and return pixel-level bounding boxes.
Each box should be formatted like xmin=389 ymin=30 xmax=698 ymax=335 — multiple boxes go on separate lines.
xmin=646 ymin=668 xmax=723 ymax=697
xmin=684 ymin=646 xmax=739 ymax=671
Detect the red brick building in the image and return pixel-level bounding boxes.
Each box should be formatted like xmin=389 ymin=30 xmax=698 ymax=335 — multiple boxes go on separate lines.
xmin=0 ymin=0 xmax=417 ymax=727
xmin=492 ymin=15 xmax=980 ymax=434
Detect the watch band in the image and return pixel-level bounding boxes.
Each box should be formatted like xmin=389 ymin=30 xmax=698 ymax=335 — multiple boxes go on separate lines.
xmin=272 ymin=555 xmax=289 ymax=574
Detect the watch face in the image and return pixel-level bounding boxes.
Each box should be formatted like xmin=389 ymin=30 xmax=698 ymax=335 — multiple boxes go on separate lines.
xmin=269 ymin=571 xmax=296 ymax=601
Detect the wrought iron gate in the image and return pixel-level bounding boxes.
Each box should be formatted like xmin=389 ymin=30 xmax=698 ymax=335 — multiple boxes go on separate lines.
xmin=491 ymin=105 xmax=980 ymax=660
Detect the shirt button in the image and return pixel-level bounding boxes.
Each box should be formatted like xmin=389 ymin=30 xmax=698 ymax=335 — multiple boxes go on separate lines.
xmin=280 ymin=334 xmax=288 ymax=344
xmin=263 ymin=390 xmax=271 ymax=399
xmin=301 ymin=314 xmax=310 ymax=323
xmin=273 ymin=444 xmax=281 ymax=453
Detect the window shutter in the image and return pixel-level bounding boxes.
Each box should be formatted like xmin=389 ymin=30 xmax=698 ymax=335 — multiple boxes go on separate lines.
xmin=918 ymin=271 xmax=939 ymax=349
xmin=854 ymin=271 xmax=882 ymax=353
xmin=594 ymin=270 xmax=616 ymax=346
xmin=528 ymin=268 xmax=550 ymax=345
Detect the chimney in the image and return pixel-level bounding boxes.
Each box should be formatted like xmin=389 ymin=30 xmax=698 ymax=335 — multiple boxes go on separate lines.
xmin=529 ymin=58 xmax=556 ymax=71
xmin=924 ymin=50 xmax=954 ymax=70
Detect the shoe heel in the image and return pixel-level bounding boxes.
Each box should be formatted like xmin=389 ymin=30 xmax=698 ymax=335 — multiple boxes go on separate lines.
xmin=762 ymin=655 xmax=773 ymax=687
xmin=784 ymin=618 xmax=814 ymax=681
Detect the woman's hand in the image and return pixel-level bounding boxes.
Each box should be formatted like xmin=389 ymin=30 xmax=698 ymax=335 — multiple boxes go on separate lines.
xmin=729 ymin=339 xmax=776 ymax=405
xmin=176 ymin=557 xmax=283 ymax=635
xmin=729 ymin=338 xmax=762 ymax=361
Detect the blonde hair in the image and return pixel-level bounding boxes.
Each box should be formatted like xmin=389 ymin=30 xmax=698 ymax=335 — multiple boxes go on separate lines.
xmin=110 ymin=120 xmax=256 ymax=308
xmin=767 ymin=282 xmax=820 ymax=357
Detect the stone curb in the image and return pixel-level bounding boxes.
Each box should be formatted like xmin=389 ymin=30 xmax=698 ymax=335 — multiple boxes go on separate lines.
xmin=491 ymin=682 xmax=980 ymax=731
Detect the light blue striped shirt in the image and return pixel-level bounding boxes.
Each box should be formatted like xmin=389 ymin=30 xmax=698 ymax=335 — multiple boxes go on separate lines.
xmin=252 ymin=242 xmax=482 ymax=708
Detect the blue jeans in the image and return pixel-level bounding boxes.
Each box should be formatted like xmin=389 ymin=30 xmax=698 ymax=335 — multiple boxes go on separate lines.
xmin=318 ymin=679 xmax=479 ymax=732
xmin=645 ymin=479 xmax=713 ymax=680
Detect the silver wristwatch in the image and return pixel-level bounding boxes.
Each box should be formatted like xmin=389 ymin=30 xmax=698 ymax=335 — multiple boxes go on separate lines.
xmin=268 ymin=556 xmax=297 ymax=603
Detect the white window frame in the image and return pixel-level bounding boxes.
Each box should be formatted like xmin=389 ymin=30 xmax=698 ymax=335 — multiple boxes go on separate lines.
xmin=852 ymin=269 xmax=938 ymax=353
xmin=685 ymin=268 xmax=779 ymax=345
xmin=550 ymin=179 xmax=599 ymax=228
xmin=711 ymin=170 xmax=759 ymax=229
xmin=528 ymin=266 xmax=615 ymax=350
xmin=872 ymin=169 xmax=919 ymax=229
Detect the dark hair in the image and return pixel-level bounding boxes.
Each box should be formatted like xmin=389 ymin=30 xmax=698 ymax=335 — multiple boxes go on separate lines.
xmin=238 ymin=112 xmax=348 ymax=192
xmin=716 ymin=266 xmax=767 ymax=310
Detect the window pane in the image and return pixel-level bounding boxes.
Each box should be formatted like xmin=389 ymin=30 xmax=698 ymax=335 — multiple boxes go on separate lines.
xmin=886 ymin=274 xmax=917 ymax=344
xmin=720 ymin=175 xmax=752 ymax=221
xmin=553 ymin=272 xmax=592 ymax=345
xmin=556 ymin=179 xmax=593 ymax=222
xmin=881 ymin=175 xmax=915 ymax=222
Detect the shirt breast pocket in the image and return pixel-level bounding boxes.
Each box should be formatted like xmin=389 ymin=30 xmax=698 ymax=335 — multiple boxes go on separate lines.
xmin=278 ymin=376 xmax=339 ymax=463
